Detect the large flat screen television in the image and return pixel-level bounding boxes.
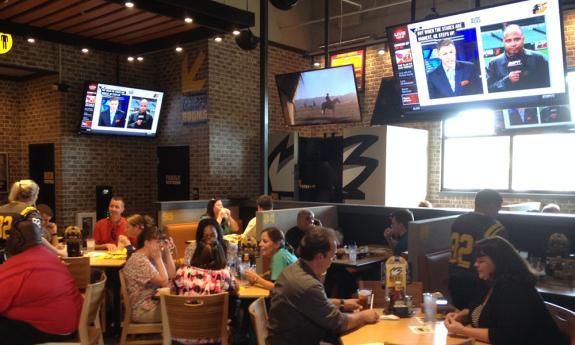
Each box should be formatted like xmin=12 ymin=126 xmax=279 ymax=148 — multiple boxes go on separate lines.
xmin=79 ymin=82 xmax=164 ymax=137
xmin=386 ymin=0 xmax=566 ymax=121
xmin=276 ymin=65 xmax=362 ymax=126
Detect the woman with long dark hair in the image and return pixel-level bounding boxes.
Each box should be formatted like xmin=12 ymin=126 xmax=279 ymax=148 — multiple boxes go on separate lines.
xmin=173 ymin=218 xmax=235 ymax=295
xmin=444 ymin=236 xmax=567 ymax=345
xmin=201 ymin=198 xmax=239 ymax=235
xmin=244 ymin=227 xmax=297 ymax=290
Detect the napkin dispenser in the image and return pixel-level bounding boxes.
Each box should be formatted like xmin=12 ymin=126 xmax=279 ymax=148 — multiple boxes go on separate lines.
xmin=65 ymin=225 xmax=83 ymax=257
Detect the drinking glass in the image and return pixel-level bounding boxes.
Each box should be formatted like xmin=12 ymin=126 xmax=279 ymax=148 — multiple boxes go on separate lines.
xmin=86 ymin=238 xmax=95 ymax=252
xmin=422 ymin=293 xmax=437 ymax=323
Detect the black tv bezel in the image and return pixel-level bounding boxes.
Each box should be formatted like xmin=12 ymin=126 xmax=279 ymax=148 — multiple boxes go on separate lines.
xmin=78 ymin=81 xmax=164 ymax=138
xmin=275 ymin=64 xmax=363 ymax=127
xmin=383 ymin=0 xmax=568 ymax=123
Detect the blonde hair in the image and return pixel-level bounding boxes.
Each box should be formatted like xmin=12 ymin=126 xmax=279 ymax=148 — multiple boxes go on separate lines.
xmin=8 ymin=179 xmax=40 ymax=204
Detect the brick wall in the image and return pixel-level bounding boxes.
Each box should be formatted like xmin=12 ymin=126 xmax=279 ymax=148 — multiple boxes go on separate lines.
xmin=2 ymin=8 xmax=575 ymax=227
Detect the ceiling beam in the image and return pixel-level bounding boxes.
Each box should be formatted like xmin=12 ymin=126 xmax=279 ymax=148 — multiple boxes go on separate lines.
xmin=128 ymin=27 xmax=215 ymax=55
xmin=0 ymin=19 xmax=125 ymax=53
xmin=104 ymin=0 xmax=255 ymax=33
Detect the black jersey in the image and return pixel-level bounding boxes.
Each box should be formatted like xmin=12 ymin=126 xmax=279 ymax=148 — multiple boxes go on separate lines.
xmin=0 ymin=201 xmax=42 ymax=263
xmin=449 ymin=212 xmax=506 ymax=270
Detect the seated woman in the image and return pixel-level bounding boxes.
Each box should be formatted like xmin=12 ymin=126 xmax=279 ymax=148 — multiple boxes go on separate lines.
xmin=201 ymin=198 xmax=239 ymax=235
xmin=173 ymin=218 xmax=237 ymax=344
xmin=118 ymin=214 xmax=168 ymax=256
xmin=122 ymin=219 xmax=176 ymax=323
xmin=173 ymin=218 xmax=236 ymax=295
xmin=444 ymin=236 xmax=568 ymax=345
xmin=244 ymin=227 xmax=297 ymax=290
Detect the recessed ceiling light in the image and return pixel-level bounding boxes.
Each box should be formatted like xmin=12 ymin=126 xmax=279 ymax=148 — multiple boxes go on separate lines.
xmin=184 ymin=17 xmax=193 ymax=24
xmin=81 ymin=48 xmax=89 ymax=54
xmin=27 ymin=38 xmax=35 ymax=43
xmin=175 ymin=46 xmax=183 ymax=53
xmin=214 ymin=36 xmax=222 ymax=43
xmin=232 ymin=30 xmax=241 ymax=36
xmin=378 ymin=49 xmax=386 ymax=55
xmin=313 ymin=62 xmax=320 ymax=67
xmin=125 ymin=1 xmax=134 ymax=8
xmin=127 ymin=56 xmax=135 ymax=62
xmin=137 ymin=56 xmax=144 ymax=61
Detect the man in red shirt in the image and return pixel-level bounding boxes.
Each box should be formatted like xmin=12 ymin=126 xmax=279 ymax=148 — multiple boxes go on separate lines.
xmin=94 ymin=196 xmax=130 ymax=251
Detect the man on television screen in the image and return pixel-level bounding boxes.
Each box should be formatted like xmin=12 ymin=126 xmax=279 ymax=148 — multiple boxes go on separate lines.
xmin=486 ymin=24 xmax=550 ymax=93
xmin=98 ymin=97 xmax=126 ymax=127
xmin=127 ymin=98 xmax=153 ymax=129
xmin=508 ymin=107 xmax=539 ymax=125
xmin=426 ymin=39 xmax=482 ymax=99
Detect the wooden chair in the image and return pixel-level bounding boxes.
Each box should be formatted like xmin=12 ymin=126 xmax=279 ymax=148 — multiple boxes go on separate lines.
xmin=118 ymin=270 xmax=163 ymax=345
xmin=160 ymin=293 xmax=229 ymax=345
xmin=545 ymin=301 xmax=575 ymax=344
xmin=38 ymin=274 xmax=107 ymax=345
xmin=61 ymin=256 xmax=91 ymax=291
xmin=248 ymin=297 xmax=268 ymax=345
xmin=358 ymin=280 xmax=423 ymax=309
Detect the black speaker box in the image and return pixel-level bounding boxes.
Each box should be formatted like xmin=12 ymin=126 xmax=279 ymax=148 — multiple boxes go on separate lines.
xmin=96 ymin=186 xmax=113 ymax=220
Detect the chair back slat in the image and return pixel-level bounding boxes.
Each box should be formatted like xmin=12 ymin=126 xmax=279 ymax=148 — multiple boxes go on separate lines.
xmin=248 ymin=297 xmax=268 ymax=345
xmin=545 ymin=301 xmax=575 ymax=342
xmin=62 ymin=256 xmax=91 ymax=290
xmin=78 ymin=273 xmax=107 ymax=345
xmin=160 ymin=293 xmax=228 ymax=344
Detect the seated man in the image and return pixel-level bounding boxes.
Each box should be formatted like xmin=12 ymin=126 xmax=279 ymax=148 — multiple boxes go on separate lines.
xmin=241 ymin=194 xmax=273 ymax=240
xmin=267 ymin=226 xmax=379 ymax=345
xmin=0 ymin=204 xmax=83 ymax=344
xmin=94 ymin=196 xmax=132 ymax=251
xmin=383 ymin=209 xmax=414 ymax=256
xmin=285 ymin=209 xmax=320 ymax=255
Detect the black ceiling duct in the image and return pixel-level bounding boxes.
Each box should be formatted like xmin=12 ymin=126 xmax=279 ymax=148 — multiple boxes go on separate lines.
xmin=270 ymin=0 xmax=298 ymax=11
xmin=235 ymin=29 xmax=259 ymax=50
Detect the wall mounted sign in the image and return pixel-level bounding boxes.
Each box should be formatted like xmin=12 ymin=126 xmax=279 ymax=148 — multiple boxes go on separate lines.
xmin=181 ymin=93 xmax=208 ymax=124
xmin=181 ymin=51 xmax=207 ymax=93
xmin=330 ymin=49 xmax=365 ymax=91
xmin=0 ymin=33 xmax=13 ymax=55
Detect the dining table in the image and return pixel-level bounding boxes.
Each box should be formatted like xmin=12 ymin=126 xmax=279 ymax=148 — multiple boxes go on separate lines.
xmin=239 ymin=284 xmax=270 ymax=299
xmin=85 ymin=250 xmax=127 ymax=268
xmin=340 ymin=309 xmax=489 ymax=345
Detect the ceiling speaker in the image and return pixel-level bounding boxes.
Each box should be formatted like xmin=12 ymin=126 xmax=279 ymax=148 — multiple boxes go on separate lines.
xmin=235 ymin=29 xmax=259 ymax=51
xmin=270 ymin=0 xmax=298 ymax=11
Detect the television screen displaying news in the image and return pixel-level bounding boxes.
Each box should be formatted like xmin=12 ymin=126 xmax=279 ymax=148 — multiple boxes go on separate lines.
xmin=79 ymin=82 xmax=164 ymax=137
xmin=387 ymin=0 xmax=566 ymax=119
xmin=275 ymin=65 xmax=362 ymax=126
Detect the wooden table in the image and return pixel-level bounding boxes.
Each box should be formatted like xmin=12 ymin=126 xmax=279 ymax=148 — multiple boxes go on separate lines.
xmin=340 ymin=310 xmax=489 ymax=345
xmin=537 ymin=278 xmax=575 ymax=298
xmin=333 ymin=245 xmax=392 ymax=268
xmin=239 ymin=284 xmax=270 ymax=299
xmin=86 ymin=251 xmax=127 ymax=268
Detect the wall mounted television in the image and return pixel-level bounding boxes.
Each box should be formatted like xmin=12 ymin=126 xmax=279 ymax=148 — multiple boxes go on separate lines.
xmin=275 ymin=64 xmax=362 ymax=126
xmin=385 ymin=0 xmax=566 ymax=122
xmin=79 ymin=82 xmax=164 ymax=137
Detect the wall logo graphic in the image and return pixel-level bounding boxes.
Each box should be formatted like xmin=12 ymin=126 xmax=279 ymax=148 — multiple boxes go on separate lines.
xmin=342 ymin=134 xmax=379 ymax=200
xmin=0 ymin=33 xmax=13 ymax=54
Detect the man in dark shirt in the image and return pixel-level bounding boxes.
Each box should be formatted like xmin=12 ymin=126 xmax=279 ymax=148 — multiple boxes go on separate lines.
xmin=267 ymin=227 xmax=379 ymax=345
xmin=383 ymin=209 xmax=414 ymax=256
xmin=285 ymin=209 xmax=319 ymax=255
xmin=448 ymin=189 xmax=507 ymax=309
xmin=486 ymin=24 xmax=550 ymax=92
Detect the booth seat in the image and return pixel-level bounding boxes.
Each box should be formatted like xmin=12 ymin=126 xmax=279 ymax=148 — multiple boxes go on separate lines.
xmin=163 ymin=222 xmax=198 ymax=265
